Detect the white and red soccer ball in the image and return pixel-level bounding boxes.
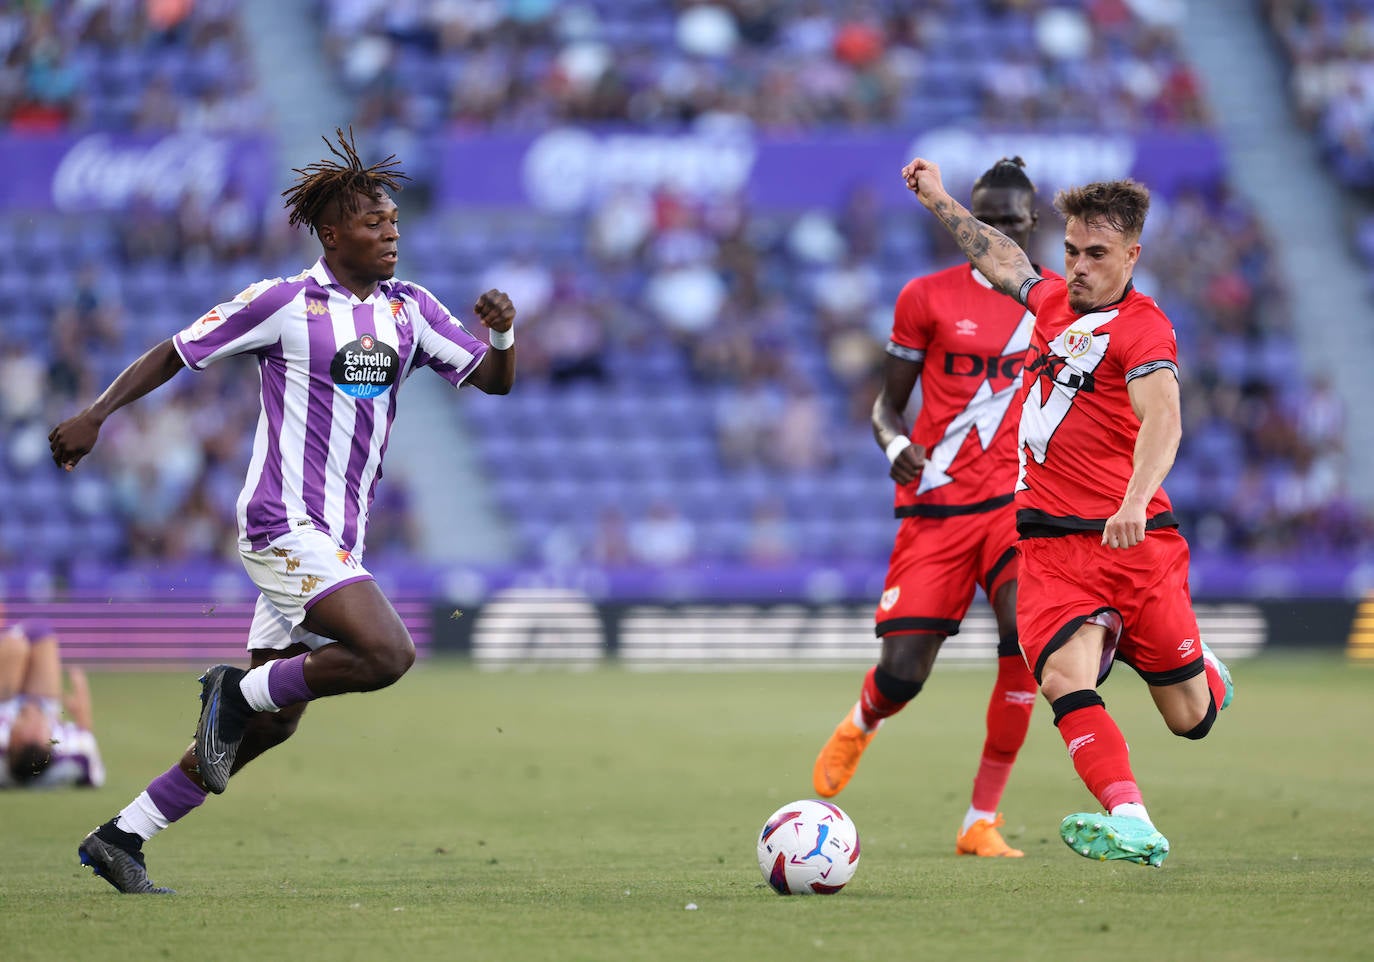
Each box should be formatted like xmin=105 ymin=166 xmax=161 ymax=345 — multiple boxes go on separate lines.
xmin=757 ymin=799 xmax=861 ymax=895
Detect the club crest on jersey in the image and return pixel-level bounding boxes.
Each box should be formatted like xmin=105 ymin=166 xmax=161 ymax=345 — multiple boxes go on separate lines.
xmin=389 ymin=298 xmax=404 ymax=320
xmin=1064 ymin=329 xmax=1093 ymax=357
xmin=331 ymin=336 xmax=399 ymax=399
xmin=879 ymin=586 xmax=901 ymax=611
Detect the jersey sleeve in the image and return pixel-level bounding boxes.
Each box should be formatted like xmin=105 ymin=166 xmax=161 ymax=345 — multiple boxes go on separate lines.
xmin=1023 ymin=274 xmax=1066 ymax=316
xmin=889 ymin=277 xmax=933 ymax=361
xmin=408 ymin=284 xmax=490 ymax=387
xmin=1118 ymin=300 xmax=1179 ymax=382
xmin=173 ymin=277 xmax=297 ymax=370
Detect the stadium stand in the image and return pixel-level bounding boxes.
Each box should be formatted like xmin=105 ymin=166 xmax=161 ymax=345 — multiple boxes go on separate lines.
xmin=0 ymin=0 xmax=1366 ymax=596
xmin=1262 ymin=0 xmax=1374 ymax=191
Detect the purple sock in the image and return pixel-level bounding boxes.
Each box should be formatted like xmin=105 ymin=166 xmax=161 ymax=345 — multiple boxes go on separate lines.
xmin=267 ymin=653 xmax=316 ymax=708
xmin=146 ymin=765 xmax=207 ymax=823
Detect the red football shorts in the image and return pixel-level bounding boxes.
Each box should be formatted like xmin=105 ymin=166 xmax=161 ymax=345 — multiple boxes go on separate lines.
xmin=874 ymin=506 xmax=1018 ymax=637
xmin=1017 ymin=527 xmax=1202 ymax=684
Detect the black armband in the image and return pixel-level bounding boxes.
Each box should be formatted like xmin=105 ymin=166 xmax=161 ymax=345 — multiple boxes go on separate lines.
xmin=1017 ymin=276 xmax=1043 ymax=306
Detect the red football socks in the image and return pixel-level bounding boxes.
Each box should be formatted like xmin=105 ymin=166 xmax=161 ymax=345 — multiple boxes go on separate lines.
xmin=1055 ymin=703 xmax=1142 ymax=811
xmin=857 ymin=666 xmax=917 ymax=730
xmin=970 ymin=655 xmax=1038 ymax=811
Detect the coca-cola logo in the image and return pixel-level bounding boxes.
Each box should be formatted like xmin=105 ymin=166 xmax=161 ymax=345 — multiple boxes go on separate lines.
xmin=52 ymin=134 xmax=233 ymax=211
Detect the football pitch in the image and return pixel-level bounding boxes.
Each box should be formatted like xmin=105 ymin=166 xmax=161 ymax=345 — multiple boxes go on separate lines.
xmin=3 ymin=653 xmax=1371 ymax=962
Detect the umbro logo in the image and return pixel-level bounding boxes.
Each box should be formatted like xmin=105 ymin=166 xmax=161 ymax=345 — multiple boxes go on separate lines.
xmin=1178 ymin=638 xmax=1196 ymax=655
xmin=955 ymin=318 xmax=978 ymax=336
xmin=1068 ymin=734 xmax=1095 ymax=757
xmin=1004 ymin=690 xmax=1037 ymax=706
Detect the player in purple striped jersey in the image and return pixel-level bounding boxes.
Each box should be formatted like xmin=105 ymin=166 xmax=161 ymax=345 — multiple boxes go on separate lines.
xmin=0 ymin=621 xmax=104 ymax=790
xmin=50 ymin=130 xmax=517 ymax=894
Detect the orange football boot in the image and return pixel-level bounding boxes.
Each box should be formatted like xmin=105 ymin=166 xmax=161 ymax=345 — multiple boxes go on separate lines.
xmin=812 ymin=710 xmax=877 ymax=798
xmin=956 ymin=814 xmax=1024 ymax=857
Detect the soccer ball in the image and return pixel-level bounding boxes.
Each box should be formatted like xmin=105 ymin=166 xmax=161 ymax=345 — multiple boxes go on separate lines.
xmin=756 ymin=799 xmax=861 ymax=895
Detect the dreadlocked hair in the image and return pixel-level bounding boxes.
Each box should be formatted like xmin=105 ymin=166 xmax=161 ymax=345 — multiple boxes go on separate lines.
xmin=973 ymin=156 xmax=1035 ymax=194
xmin=282 ymin=127 xmax=411 ymax=234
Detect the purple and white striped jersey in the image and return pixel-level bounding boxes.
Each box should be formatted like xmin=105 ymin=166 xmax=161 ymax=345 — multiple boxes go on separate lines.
xmin=173 ymin=258 xmax=489 ymax=555
xmin=0 ymin=699 xmax=104 ymax=789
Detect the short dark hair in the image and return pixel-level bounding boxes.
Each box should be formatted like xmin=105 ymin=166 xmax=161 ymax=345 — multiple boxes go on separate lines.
xmin=1053 ymin=179 xmax=1151 ymax=240
xmin=282 ymin=127 xmax=411 ymax=234
xmin=8 ymin=742 xmax=52 ymax=784
xmin=973 ymin=156 xmax=1036 ymax=195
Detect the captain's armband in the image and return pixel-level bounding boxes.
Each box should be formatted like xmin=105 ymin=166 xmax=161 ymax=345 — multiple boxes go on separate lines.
xmin=1017 ymin=276 xmax=1043 ymax=306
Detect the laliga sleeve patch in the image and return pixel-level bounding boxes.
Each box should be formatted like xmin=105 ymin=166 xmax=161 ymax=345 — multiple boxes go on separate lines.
xmin=182 ymin=307 xmax=225 ymax=342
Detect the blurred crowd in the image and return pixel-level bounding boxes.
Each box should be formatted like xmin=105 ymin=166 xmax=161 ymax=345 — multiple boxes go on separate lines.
xmin=325 ymin=0 xmax=1208 ymax=150
xmin=0 ymin=0 xmax=262 ymax=133
xmin=1264 ymin=0 xmax=1374 ymax=191
xmin=0 ymin=0 xmax=1366 ymax=585
xmin=1262 ymin=0 xmax=1374 ymax=307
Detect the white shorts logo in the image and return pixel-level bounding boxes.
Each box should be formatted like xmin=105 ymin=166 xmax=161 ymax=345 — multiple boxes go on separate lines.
xmin=879 ymin=587 xmax=901 ymax=611
xmin=1178 ymin=638 xmax=1196 ymax=656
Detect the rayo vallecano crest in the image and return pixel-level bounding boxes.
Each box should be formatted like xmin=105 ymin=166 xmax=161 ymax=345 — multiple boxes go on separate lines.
xmin=1064 ymin=328 xmax=1093 ymax=357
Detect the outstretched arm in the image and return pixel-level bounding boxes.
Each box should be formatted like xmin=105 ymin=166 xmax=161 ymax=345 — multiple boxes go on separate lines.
xmin=49 ymin=338 xmax=186 ymax=471
xmin=901 ymin=157 xmax=1040 ymax=301
xmin=465 ymin=289 xmax=516 ymax=395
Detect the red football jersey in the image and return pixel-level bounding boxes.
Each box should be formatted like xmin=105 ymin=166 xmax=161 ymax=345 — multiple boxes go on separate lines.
xmin=1016 ymin=276 xmax=1179 ymax=531
xmin=890 ymin=264 xmax=1045 ymax=515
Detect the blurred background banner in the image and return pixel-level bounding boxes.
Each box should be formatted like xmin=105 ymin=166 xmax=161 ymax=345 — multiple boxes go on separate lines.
xmin=0 ymin=132 xmax=273 ymax=212
xmin=3 ymin=0 xmax=1373 ymax=665
xmin=437 ymin=127 xmax=1226 ymax=213
xmin=1 ymin=592 xmax=1356 ymax=669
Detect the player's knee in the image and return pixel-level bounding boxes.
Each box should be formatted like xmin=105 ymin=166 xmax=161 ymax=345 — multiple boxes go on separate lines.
xmin=879 ymin=634 xmax=942 ymax=683
xmin=1173 ymin=698 xmax=1217 ymax=740
xmin=1050 ymin=689 xmax=1104 ymax=727
xmin=363 ymin=637 xmax=415 ymax=690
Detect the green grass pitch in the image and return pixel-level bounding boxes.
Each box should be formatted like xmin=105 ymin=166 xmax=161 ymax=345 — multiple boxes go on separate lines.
xmin=2 ymin=653 xmax=1371 ymax=962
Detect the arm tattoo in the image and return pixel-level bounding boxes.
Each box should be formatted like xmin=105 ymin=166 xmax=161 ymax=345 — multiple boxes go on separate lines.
xmin=930 ymin=195 xmax=1037 ymax=300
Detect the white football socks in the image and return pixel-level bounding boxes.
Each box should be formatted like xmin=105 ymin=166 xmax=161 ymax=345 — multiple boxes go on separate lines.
xmin=114 ymin=792 xmax=170 ymax=841
xmin=238 ymin=664 xmax=280 ymax=712
xmin=850 ymin=703 xmax=884 ymax=734
xmin=1111 ymin=801 xmax=1155 ymax=827
xmin=961 ymin=808 xmax=999 ymax=833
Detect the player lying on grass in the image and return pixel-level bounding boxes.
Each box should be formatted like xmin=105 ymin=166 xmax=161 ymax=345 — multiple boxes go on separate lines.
xmin=49 ymin=129 xmax=517 ymax=894
xmin=900 ymin=155 xmax=1234 ymax=867
xmin=0 ymin=621 xmax=103 ymax=790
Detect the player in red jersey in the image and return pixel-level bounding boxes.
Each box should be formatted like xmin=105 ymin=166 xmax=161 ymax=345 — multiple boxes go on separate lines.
xmin=812 ymin=159 xmax=1047 ymax=858
xmin=900 ymin=157 xmax=1235 ymax=867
